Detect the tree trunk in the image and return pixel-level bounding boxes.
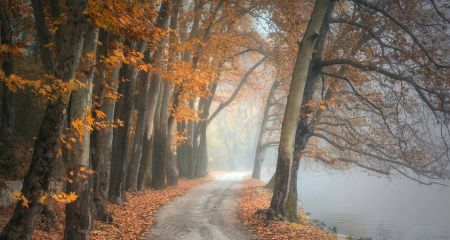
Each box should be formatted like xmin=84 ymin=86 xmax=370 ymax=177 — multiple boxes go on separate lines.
xmin=137 ymin=132 xmax=153 ymax=190
xmin=176 ymin=122 xmax=189 ymax=177
xmin=126 ymin=72 xmax=150 ymax=192
xmin=91 ymin=31 xmax=119 ymax=222
xmin=0 ymin=4 xmax=15 ymax=171
xmin=30 ymin=0 xmax=54 ymax=73
xmin=286 ymin=6 xmax=368 ymax=221
xmin=265 ymin=174 xmax=275 ymax=189
xmin=109 ymin=40 xmax=145 ymax=205
xmin=0 ymin=1 xmax=88 ymax=238
xmin=269 ymin=0 xmax=333 ymax=222
xmin=252 ymin=80 xmax=279 ymax=179
xmin=194 ymin=123 xmax=208 ymax=178
xmin=252 ymin=151 xmax=264 ymax=180
xmin=64 ymin=26 xmax=98 ymax=240
xmin=151 ymin=80 xmax=167 ymax=189
xmin=165 ymin=0 xmax=182 ymax=187
xmin=186 ymin=114 xmax=196 ymax=179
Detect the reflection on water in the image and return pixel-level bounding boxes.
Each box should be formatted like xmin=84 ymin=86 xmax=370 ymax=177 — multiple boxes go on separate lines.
xmin=297 ymin=164 xmax=450 ymax=240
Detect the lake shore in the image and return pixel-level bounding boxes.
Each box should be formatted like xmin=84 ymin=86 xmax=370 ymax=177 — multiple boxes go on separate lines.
xmin=238 ymin=178 xmax=336 ymax=240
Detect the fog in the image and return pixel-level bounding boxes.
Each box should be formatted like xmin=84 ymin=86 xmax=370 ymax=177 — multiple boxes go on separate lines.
xmin=207 ymin=95 xmax=261 ymax=171
xmin=206 ymin=91 xmax=450 ymax=239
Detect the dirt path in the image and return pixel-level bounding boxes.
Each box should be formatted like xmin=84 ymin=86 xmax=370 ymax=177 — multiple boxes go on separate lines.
xmin=145 ymin=173 xmax=256 ymax=240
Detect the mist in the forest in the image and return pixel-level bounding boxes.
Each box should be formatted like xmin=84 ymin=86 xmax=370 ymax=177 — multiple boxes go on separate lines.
xmin=207 ymin=90 xmax=262 ymax=172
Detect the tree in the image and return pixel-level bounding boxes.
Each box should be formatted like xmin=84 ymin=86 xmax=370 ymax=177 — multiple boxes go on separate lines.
xmin=91 ymin=30 xmax=119 ymax=222
xmin=269 ymin=0 xmax=335 ymax=221
xmin=267 ymin=0 xmax=450 ymax=223
xmin=0 ymin=1 xmax=89 ymax=238
xmin=64 ymin=25 xmax=98 ymax=240
xmin=301 ymin=0 xmax=450 ymax=185
xmin=251 ymin=78 xmax=283 ymax=179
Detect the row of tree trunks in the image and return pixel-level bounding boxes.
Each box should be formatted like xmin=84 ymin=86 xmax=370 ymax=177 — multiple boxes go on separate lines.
xmin=109 ymin=40 xmax=144 ymax=205
xmin=0 ymin=0 xmax=257 ymax=239
xmin=0 ymin=0 xmax=256 ymax=238
xmin=191 ymin=83 xmax=216 ymax=178
xmin=0 ymin=1 xmax=89 ymax=239
xmin=125 ymin=70 xmax=150 ymax=192
xmin=126 ymin=0 xmax=173 ymax=192
xmin=175 ymin=0 xmax=209 ymax=179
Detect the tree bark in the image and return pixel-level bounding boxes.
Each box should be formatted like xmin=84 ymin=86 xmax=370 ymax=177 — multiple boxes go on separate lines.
xmin=0 ymin=3 xmax=15 ymax=172
xmin=165 ymin=0 xmax=183 ymax=187
xmin=109 ymin=40 xmax=145 ymax=205
xmin=64 ymin=26 xmax=98 ymax=240
xmin=265 ymin=174 xmax=275 ymax=189
xmin=29 ymin=0 xmax=54 ymax=73
xmin=151 ymin=80 xmax=166 ymax=189
xmin=126 ymin=0 xmax=171 ymax=191
xmin=152 ymin=80 xmax=171 ymax=189
xmin=126 ymin=71 xmax=150 ymax=191
xmin=137 ymin=132 xmax=153 ymax=190
xmin=0 ymin=1 xmax=89 ymax=238
xmin=176 ymin=122 xmax=188 ymax=177
xmin=269 ymin=0 xmax=333 ymax=221
xmin=91 ymin=31 xmax=119 ymax=222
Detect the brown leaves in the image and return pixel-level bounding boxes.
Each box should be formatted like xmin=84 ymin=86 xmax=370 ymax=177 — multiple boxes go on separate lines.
xmin=86 ymin=0 xmax=159 ymax=41
xmin=91 ymin=177 xmax=210 ymax=240
xmin=0 ymin=177 xmax=210 ymax=240
xmin=238 ymin=179 xmax=336 ymax=240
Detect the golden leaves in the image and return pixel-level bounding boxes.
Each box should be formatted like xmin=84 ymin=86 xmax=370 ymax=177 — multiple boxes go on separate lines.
xmin=99 ymin=43 xmax=150 ymax=72
xmin=10 ymin=191 xmax=30 ymax=208
xmin=91 ymin=177 xmax=210 ymax=240
xmin=94 ymin=109 xmax=107 ymax=119
xmin=51 ymin=192 xmax=78 ymax=204
xmin=0 ymin=71 xmax=88 ymax=104
xmin=38 ymin=193 xmax=49 ymax=204
xmin=11 ymin=190 xmax=77 ymax=207
xmin=86 ymin=0 xmax=159 ymax=41
xmin=238 ymin=180 xmax=336 ymax=240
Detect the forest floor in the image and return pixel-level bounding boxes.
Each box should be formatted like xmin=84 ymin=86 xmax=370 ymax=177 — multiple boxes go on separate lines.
xmin=145 ymin=172 xmax=256 ymax=240
xmin=238 ymin=179 xmax=337 ymax=240
xmin=0 ymin=176 xmax=210 ymax=240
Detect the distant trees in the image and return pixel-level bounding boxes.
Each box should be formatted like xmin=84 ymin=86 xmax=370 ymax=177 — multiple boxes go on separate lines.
xmin=251 ymin=78 xmax=286 ymax=179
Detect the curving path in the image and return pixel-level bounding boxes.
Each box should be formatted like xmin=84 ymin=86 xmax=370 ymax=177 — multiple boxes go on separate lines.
xmin=145 ymin=172 xmax=256 ymax=240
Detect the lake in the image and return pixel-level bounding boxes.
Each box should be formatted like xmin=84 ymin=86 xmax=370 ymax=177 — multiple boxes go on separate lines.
xmin=294 ymin=163 xmax=450 ymax=240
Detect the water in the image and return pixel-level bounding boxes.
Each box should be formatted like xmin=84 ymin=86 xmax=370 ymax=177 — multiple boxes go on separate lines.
xmin=297 ymin=165 xmax=450 ymax=240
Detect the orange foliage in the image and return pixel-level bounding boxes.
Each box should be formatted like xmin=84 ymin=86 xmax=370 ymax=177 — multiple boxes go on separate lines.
xmin=86 ymin=0 xmax=160 ymax=41
xmin=1 ymin=178 xmax=210 ymax=239
xmin=238 ymin=179 xmax=336 ymax=240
